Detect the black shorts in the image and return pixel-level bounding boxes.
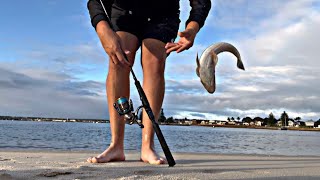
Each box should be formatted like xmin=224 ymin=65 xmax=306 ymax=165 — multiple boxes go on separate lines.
xmin=110 ymin=4 xmax=180 ymax=44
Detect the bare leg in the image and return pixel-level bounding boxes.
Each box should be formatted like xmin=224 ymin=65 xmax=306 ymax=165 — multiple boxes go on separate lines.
xmin=87 ymin=32 xmax=139 ymax=163
xmin=140 ymin=38 xmax=167 ymax=165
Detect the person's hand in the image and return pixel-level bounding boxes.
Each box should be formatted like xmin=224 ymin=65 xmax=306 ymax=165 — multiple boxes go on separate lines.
xmin=96 ymin=21 xmax=131 ymax=67
xmin=165 ymin=21 xmax=200 ymax=54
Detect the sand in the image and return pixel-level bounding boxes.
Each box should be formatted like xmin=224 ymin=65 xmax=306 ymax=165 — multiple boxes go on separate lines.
xmin=0 ymin=150 xmax=320 ymax=180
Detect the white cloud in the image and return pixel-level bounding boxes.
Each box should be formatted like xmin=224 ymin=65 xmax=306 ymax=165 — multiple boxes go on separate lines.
xmin=163 ymin=0 xmax=320 ymax=120
xmin=1 ymin=0 xmax=319 ymax=121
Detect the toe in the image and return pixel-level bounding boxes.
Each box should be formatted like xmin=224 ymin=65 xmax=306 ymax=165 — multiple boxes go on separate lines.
xmin=149 ymin=159 xmax=162 ymax=165
xmin=87 ymin=157 xmax=98 ymax=163
xmin=87 ymin=157 xmax=93 ymax=163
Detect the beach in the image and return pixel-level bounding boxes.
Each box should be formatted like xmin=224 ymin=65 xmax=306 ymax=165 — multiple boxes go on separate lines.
xmin=1 ymin=150 xmax=320 ymax=180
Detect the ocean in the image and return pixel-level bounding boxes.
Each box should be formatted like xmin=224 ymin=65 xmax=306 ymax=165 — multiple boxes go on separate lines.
xmin=1 ymin=120 xmax=320 ymax=156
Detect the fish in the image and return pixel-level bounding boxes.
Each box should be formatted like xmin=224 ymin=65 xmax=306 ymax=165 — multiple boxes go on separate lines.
xmin=196 ymin=42 xmax=245 ymax=93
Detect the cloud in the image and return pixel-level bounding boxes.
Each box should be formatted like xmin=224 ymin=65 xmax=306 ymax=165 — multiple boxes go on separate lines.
xmin=0 ymin=66 xmax=107 ymax=119
xmin=162 ymin=0 xmax=320 ymax=120
xmin=1 ymin=0 xmax=319 ymax=121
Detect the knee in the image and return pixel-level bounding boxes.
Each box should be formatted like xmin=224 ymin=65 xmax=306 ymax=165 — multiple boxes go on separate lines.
xmin=109 ymin=63 xmax=130 ymax=76
xmin=142 ymin=39 xmax=167 ymax=77
xmin=108 ymin=56 xmax=132 ymax=74
xmin=143 ymin=56 xmax=166 ymax=77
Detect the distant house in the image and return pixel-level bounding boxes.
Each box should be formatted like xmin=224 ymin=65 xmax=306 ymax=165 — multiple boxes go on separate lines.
xmin=255 ymin=121 xmax=262 ymax=126
xmin=235 ymin=121 xmax=242 ymax=126
xmin=243 ymin=122 xmax=249 ymax=126
xmin=294 ymin=120 xmax=305 ymax=127
xmin=277 ymin=120 xmax=282 ymax=126
xmin=216 ymin=120 xmax=227 ymax=125
xmin=200 ymin=121 xmax=207 ymax=125
xmin=288 ymin=120 xmax=294 ymax=127
xmin=185 ymin=120 xmax=193 ymax=125
xmin=305 ymin=120 xmax=315 ymax=127
xmin=209 ymin=120 xmax=216 ymax=125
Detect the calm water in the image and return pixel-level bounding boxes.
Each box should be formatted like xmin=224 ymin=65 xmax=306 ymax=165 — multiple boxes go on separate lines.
xmin=0 ymin=120 xmax=320 ymax=156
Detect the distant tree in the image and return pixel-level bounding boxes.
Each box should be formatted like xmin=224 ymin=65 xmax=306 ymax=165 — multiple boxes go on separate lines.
xmin=263 ymin=117 xmax=269 ymax=125
xmin=237 ymin=117 xmax=240 ymax=122
xmin=253 ymin=117 xmax=263 ymax=122
xmin=253 ymin=117 xmax=264 ymax=125
xmin=315 ymin=120 xmax=320 ymax=127
xmin=267 ymin=112 xmax=277 ymax=126
xmin=294 ymin=117 xmax=301 ymax=121
xmin=280 ymin=111 xmax=289 ymax=126
xmin=166 ymin=117 xmax=174 ymax=123
xmin=231 ymin=117 xmax=235 ymax=121
xmin=242 ymin=117 xmax=252 ymax=123
xmin=158 ymin=108 xmax=166 ymax=123
xmin=227 ymin=117 xmax=231 ymax=121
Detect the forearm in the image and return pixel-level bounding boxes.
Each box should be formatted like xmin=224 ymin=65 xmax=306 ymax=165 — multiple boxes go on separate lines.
xmin=96 ymin=20 xmax=112 ymax=35
xmin=87 ymin=0 xmax=113 ymax=29
xmin=186 ymin=21 xmax=200 ymax=34
xmin=96 ymin=21 xmax=115 ymax=50
xmin=187 ymin=0 xmax=211 ymax=30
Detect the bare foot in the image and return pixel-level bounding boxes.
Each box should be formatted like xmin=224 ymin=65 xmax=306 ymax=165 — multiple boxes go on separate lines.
xmin=141 ymin=147 xmax=166 ymax=165
xmin=87 ymin=145 xmax=125 ymax=163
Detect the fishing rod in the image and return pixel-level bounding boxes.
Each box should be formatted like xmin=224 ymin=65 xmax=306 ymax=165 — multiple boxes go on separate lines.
xmin=99 ymin=0 xmax=175 ymax=167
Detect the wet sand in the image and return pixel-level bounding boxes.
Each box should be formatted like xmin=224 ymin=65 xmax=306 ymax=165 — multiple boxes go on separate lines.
xmin=1 ymin=150 xmax=320 ymax=180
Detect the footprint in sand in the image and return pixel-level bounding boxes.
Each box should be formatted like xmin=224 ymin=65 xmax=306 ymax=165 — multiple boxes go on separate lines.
xmin=38 ymin=171 xmax=73 ymax=177
xmin=0 ymin=158 xmax=11 ymax=162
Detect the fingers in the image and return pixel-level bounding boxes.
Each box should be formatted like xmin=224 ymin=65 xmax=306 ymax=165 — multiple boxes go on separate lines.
xmin=102 ymin=32 xmax=132 ymax=67
xmin=165 ymin=41 xmax=192 ymax=54
xmin=165 ymin=43 xmax=182 ymax=54
xmin=109 ymin=50 xmax=132 ymax=67
xmin=165 ymin=29 xmax=194 ymax=54
xmin=115 ymin=51 xmax=131 ymax=67
xmin=176 ymin=43 xmax=190 ymax=53
xmin=165 ymin=42 xmax=176 ymax=49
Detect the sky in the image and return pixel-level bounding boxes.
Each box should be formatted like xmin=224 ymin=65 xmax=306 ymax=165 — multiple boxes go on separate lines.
xmin=0 ymin=0 xmax=319 ymax=120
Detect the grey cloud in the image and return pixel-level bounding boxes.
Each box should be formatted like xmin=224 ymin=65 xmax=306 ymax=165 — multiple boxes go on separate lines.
xmin=0 ymin=68 xmax=48 ymax=89
xmin=57 ymin=80 xmax=104 ymax=96
xmin=0 ymin=67 xmax=108 ymax=119
xmin=189 ymin=113 xmax=206 ymax=118
xmin=162 ymin=63 xmax=320 ymax=120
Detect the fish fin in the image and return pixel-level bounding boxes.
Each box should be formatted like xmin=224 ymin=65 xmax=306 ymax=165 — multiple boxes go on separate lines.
xmin=196 ymin=53 xmax=200 ymax=77
xmin=237 ymin=59 xmax=245 ymax=70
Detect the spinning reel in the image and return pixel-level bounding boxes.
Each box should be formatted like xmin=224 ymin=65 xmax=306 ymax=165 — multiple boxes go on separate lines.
xmin=113 ymin=97 xmax=144 ymax=128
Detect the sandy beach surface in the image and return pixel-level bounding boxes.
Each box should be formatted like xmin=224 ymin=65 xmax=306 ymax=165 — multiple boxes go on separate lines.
xmin=1 ymin=150 xmax=320 ymax=180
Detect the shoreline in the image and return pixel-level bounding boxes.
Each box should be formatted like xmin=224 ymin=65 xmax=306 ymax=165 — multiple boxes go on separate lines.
xmin=1 ymin=150 xmax=320 ymax=180
xmin=163 ymin=123 xmax=320 ymax=132
xmin=2 ymin=119 xmax=320 ymax=132
xmin=1 ymin=148 xmax=320 ymax=158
